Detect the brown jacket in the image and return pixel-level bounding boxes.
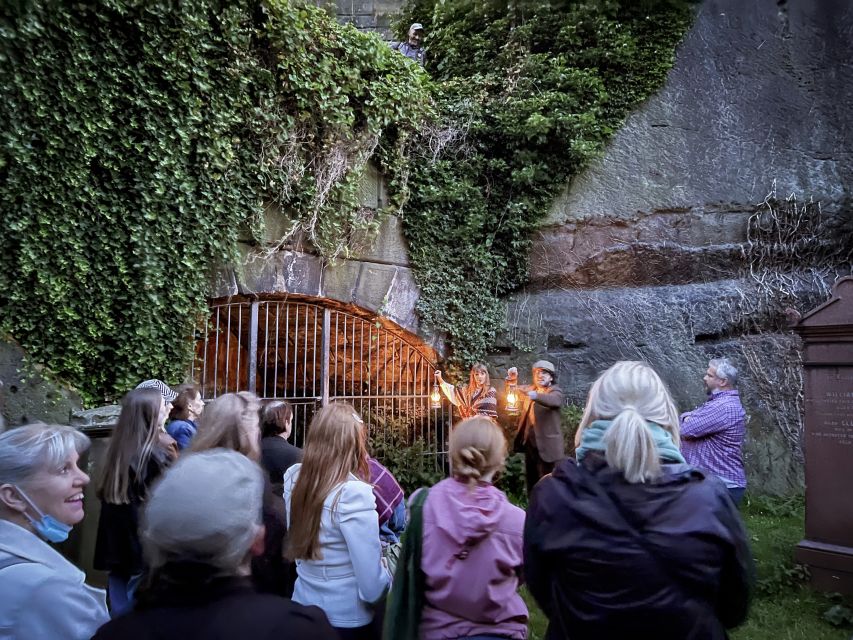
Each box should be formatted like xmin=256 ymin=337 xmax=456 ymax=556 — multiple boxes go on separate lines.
xmin=516 ymin=385 xmax=565 ymax=463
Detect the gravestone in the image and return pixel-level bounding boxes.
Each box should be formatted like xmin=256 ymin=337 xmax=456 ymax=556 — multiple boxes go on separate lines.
xmin=794 ymin=276 xmax=853 ymax=594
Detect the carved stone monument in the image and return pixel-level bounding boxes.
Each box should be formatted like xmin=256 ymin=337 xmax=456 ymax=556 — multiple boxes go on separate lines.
xmin=794 ymin=276 xmax=853 ymax=594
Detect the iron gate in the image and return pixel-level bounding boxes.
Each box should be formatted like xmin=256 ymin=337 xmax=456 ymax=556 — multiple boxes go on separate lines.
xmin=192 ymin=297 xmax=451 ymax=464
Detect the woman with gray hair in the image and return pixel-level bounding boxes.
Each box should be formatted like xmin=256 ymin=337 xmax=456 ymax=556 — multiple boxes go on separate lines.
xmin=524 ymin=361 xmax=754 ymax=640
xmin=0 ymin=423 xmax=109 ymax=639
xmin=90 ymin=450 xmax=336 ymax=639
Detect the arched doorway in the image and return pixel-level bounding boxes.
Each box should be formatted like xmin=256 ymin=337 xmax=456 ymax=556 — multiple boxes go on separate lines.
xmin=192 ymin=295 xmax=451 ymax=464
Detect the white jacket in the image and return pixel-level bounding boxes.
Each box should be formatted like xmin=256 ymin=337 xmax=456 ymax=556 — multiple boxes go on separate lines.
xmin=283 ymin=464 xmax=391 ymax=628
xmin=0 ymin=519 xmax=109 ymax=640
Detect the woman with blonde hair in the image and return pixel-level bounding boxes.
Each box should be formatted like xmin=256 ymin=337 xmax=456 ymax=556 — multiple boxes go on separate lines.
xmin=95 ymin=387 xmax=173 ymax=615
xmin=190 ymin=391 xmax=292 ymax=597
xmin=434 ymin=363 xmax=498 ymax=419
xmin=394 ymin=416 xmax=527 ymax=640
xmin=524 ymin=361 xmax=754 ymax=640
xmin=1 ymin=424 xmax=109 ymax=638
xmin=283 ymin=402 xmax=390 ymax=640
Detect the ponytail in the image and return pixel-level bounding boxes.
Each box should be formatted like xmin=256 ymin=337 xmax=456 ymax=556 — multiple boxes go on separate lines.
xmin=603 ymin=408 xmax=661 ymax=483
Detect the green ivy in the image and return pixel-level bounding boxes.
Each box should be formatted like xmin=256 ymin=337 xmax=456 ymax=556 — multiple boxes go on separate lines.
xmin=393 ymin=0 xmax=695 ymax=367
xmin=0 ymin=0 xmax=693 ymax=404
xmin=0 ymin=0 xmax=429 ymax=403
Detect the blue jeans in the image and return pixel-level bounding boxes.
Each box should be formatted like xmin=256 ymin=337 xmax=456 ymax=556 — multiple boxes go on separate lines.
xmin=728 ymin=487 xmax=746 ymax=505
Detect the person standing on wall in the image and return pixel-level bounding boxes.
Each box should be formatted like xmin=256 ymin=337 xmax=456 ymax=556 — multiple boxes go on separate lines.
xmin=506 ymin=360 xmax=565 ymax=495
xmin=391 ymin=23 xmax=426 ymax=66
xmin=680 ymin=358 xmax=748 ymax=504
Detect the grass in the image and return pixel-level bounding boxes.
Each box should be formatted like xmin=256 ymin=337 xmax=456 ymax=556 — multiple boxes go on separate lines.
xmin=522 ymin=494 xmax=853 ymax=640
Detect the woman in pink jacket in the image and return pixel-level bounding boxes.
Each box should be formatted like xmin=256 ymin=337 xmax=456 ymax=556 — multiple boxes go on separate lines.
xmin=418 ymin=416 xmax=528 ymax=640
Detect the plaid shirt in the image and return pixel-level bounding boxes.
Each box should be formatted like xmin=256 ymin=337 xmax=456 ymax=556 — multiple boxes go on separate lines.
xmin=368 ymin=457 xmax=404 ymax=526
xmin=680 ymin=390 xmax=747 ymax=488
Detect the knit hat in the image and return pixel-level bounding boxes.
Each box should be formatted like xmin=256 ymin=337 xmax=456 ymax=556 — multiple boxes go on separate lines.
xmin=141 ymin=449 xmax=263 ymax=571
xmin=136 ymin=379 xmax=178 ymax=403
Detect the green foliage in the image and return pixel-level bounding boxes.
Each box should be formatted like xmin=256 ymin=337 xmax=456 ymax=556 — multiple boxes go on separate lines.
xmin=0 ymin=0 xmax=429 ymax=403
xmin=394 ymin=0 xmax=695 ymax=366
xmin=368 ymin=423 xmax=445 ymax=495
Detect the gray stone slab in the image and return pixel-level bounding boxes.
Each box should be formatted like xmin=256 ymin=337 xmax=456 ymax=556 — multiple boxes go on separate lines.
xmin=321 ymin=259 xmax=361 ymax=304
xmin=547 ymin=0 xmax=853 ymax=224
xmin=0 ymin=340 xmax=82 ymax=427
xmin=349 ymin=214 xmax=410 ymax=266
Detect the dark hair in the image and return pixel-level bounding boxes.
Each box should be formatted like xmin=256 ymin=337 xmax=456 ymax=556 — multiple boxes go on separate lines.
xmin=170 ymin=384 xmax=200 ymax=421
xmin=261 ymin=401 xmax=293 ymax=438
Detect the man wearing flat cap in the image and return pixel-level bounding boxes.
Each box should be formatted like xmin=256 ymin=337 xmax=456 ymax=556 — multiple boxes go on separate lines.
xmin=506 ymin=360 xmax=565 ymax=495
xmin=391 ymin=22 xmax=426 ymax=66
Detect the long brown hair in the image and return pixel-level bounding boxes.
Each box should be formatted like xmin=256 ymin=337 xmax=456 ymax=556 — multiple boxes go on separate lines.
xmin=286 ymin=402 xmax=369 ymax=561
xmin=190 ymin=392 xmax=261 ymax=461
xmin=97 ymin=388 xmax=163 ymax=504
xmin=466 ymin=363 xmax=491 ymax=397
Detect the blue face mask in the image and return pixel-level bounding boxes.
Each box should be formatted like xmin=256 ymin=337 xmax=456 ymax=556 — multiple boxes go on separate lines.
xmin=13 ymin=485 xmax=73 ymax=544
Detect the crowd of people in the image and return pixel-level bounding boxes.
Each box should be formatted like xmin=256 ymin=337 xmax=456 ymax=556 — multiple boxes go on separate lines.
xmin=0 ymin=357 xmax=754 ymax=640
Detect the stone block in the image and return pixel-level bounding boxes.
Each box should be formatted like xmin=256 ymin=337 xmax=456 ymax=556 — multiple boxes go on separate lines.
xmin=0 ymin=340 xmax=82 ymax=427
xmin=358 ymin=162 xmax=383 ymax=209
xmin=352 ymin=262 xmax=399 ymax=312
xmin=71 ymin=404 xmax=121 ymax=429
xmin=321 ymin=259 xmax=361 ymax=304
xmin=234 ymin=247 xmax=324 ymax=296
xmin=376 ymin=266 xmax=421 ymax=332
xmin=209 ymin=263 xmax=238 ymax=298
xmin=349 ymin=215 xmax=409 ymax=266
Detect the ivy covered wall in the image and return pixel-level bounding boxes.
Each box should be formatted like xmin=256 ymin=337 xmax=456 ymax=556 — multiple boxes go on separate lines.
xmin=393 ymin=0 xmax=696 ymax=368
xmin=0 ymin=0 xmax=693 ymax=405
xmin=0 ymin=0 xmax=429 ymax=404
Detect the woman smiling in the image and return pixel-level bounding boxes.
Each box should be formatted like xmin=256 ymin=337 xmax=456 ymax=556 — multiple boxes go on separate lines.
xmin=0 ymin=423 xmax=109 ymax=639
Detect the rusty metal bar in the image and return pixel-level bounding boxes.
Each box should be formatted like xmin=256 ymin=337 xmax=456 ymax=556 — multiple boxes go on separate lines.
xmin=248 ymin=301 xmax=258 ymax=393
xmin=321 ymin=308 xmax=330 ymax=406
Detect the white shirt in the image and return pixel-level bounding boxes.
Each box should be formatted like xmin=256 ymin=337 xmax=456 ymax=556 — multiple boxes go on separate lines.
xmin=283 ymin=464 xmax=391 ymax=628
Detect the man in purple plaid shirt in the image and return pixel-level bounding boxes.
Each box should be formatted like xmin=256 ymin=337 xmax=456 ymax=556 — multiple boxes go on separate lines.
xmin=680 ymin=358 xmax=747 ymax=504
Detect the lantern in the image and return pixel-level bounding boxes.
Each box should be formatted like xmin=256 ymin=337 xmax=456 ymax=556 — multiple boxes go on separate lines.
xmin=430 ymin=381 xmax=442 ymax=410
xmin=505 ymin=382 xmax=520 ymax=416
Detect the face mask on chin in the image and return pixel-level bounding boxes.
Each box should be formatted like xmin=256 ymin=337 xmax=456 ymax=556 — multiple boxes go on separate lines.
xmin=13 ymin=485 xmax=73 ymax=544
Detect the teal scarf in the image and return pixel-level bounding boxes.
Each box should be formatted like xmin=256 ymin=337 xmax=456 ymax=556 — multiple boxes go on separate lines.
xmin=576 ymin=419 xmax=685 ymax=464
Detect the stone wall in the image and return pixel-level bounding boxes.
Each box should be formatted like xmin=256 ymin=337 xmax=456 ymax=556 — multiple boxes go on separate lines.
xmin=0 ymin=339 xmax=82 ymax=428
xmin=313 ymin=0 xmax=404 ymax=40
xmin=496 ymin=0 xmax=853 ymax=494
xmin=213 ymin=161 xmax=427 ymax=338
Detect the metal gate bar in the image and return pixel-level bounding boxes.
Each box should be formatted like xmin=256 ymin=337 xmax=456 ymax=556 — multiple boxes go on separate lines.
xmin=192 ymin=299 xmax=452 ymax=466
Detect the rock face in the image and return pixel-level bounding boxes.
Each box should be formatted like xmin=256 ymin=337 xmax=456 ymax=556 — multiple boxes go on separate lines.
xmin=497 ymin=0 xmax=853 ymax=494
xmin=0 ymin=339 xmax=82 ymax=427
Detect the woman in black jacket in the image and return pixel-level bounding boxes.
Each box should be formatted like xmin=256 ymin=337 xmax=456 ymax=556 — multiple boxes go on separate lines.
xmin=524 ymin=361 xmax=754 ymax=640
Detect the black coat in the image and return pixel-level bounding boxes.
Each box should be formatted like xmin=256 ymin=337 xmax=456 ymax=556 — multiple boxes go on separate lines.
xmin=524 ymin=454 xmax=754 ymax=640
xmin=90 ymin=576 xmax=337 ymax=640
xmin=260 ymin=436 xmax=303 ymax=495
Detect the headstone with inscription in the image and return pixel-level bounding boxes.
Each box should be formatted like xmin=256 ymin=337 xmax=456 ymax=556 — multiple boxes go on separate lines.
xmin=794 ymin=276 xmax=853 ymax=594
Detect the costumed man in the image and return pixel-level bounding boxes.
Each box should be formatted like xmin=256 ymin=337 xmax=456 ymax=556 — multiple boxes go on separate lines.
xmin=506 ymin=360 xmax=565 ymax=495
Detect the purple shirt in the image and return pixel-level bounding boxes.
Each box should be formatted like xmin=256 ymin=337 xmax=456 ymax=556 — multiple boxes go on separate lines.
xmin=680 ymin=390 xmax=747 ymax=488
